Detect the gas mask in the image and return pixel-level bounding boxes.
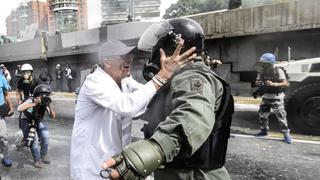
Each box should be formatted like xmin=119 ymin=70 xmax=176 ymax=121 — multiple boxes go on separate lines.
xmin=22 ymin=70 xmax=32 ymax=84
xmin=257 ymin=61 xmax=273 ymax=74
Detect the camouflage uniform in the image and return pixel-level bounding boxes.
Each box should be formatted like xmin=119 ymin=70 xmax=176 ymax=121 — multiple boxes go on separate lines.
xmin=259 ymin=98 xmax=289 ymax=132
xmin=257 ymin=68 xmax=289 ymax=133
xmin=143 ymin=61 xmax=231 ymax=180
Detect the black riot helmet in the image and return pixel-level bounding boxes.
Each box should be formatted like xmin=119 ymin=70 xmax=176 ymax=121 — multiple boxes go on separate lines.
xmin=33 ymin=84 xmax=51 ymax=97
xmin=138 ymin=17 xmax=205 ymax=81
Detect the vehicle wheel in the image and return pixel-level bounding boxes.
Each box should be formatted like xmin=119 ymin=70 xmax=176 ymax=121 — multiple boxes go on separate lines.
xmin=286 ymin=83 xmax=320 ymax=135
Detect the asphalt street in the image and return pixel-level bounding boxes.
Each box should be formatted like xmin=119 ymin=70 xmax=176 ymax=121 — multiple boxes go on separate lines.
xmin=0 ymin=97 xmax=319 ymax=180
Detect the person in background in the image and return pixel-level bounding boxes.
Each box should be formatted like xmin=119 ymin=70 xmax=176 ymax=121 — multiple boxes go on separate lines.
xmin=254 ymin=53 xmax=292 ymax=144
xmin=0 ymin=71 xmax=14 ymax=167
xmin=39 ymin=68 xmax=53 ymax=88
xmin=65 ymin=64 xmax=73 ymax=92
xmin=55 ymin=64 xmax=63 ymax=92
xmin=15 ymin=64 xmax=42 ymax=149
xmin=0 ymin=64 xmax=12 ymax=89
xmin=14 ymin=64 xmax=22 ymax=85
xmin=17 ymin=84 xmax=55 ymax=168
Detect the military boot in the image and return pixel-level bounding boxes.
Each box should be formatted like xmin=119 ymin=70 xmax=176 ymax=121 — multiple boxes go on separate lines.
xmin=255 ymin=129 xmax=268 ymax=137
xmin=283 ymin=131 xmax=293 ymax=144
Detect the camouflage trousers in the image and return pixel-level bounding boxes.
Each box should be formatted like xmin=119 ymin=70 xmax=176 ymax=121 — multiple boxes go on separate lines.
xmin=258 ymin=98 xmax=289 ymax=133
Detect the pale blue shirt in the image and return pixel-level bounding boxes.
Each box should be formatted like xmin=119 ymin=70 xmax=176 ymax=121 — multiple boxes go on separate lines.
xmin=0 ymin=74 xmax=9 ymax=105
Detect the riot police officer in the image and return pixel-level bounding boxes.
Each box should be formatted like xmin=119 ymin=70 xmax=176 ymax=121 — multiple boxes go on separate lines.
xmin=16 ymin=63 xmax=41 ymax=148
xmin=101 ymin=17 xmax=234 ymax=180
xmin=255 ymin=53 xmax=293 ymax=144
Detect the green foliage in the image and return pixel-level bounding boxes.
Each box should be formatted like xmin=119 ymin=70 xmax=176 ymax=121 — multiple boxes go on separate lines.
xmin=241 ymin=0 xmax=287 ymax=7
xmin=163 ymin=0 xmax=288 ymax=19
xmin=163 ymin=0 xmax=227 ymax=19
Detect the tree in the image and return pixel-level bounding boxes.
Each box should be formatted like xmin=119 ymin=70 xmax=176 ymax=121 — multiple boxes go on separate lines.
xmin=163 ymin=0 xmax=227 ymax=19
xmin=163 ymin=0 xmax=288 ymax=19
xmin=241 ymin=0 xmax=288 ymax=7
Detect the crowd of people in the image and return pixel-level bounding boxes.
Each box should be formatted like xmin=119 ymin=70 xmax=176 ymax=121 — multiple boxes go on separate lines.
xmin=0 ymin=63 xmax=73 ymax=93
xmin=0 ymin=62 xmax=72 ymax=168
xmin=0 ymin=17 xmax=292 ymax=180
xmin=0 ymin=63 xmax=56 ymax=168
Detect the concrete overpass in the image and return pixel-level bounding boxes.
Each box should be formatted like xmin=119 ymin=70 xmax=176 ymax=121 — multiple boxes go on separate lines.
xmin=189 ymin=0 xmax=320 ymax=95
xmin=0 ymin=22 xmax=153 ymax=92
xmin=1 ymin=0 xmax=319 ymax=95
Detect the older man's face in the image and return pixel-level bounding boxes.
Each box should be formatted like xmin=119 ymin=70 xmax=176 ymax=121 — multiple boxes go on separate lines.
xmin=108 ymin=55 xmax=133 ymax=83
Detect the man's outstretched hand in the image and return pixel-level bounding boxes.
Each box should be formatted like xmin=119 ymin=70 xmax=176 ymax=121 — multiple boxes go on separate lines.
xmin=157 ymin=38 xmax=196 ymax=80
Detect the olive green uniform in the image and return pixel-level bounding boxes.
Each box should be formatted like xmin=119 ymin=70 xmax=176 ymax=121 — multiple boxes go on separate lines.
xmin=145 ymin=61 xmax=230 ymax=180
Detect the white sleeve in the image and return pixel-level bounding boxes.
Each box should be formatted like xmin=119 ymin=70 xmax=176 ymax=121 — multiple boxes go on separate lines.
xmin=123 ymin=76 xmax=144 ymax=92
xmin=6 ymin=71 xmax=11 ymax=81
xmin=81 ymin=77 xmax=156 ymax=118
xmin=278 ymin=68 xmax=286 ymax=80
xmin=256 ymin=73 xmax=261 ymax=81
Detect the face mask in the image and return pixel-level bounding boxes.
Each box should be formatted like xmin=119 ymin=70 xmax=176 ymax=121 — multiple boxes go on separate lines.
xmin=22 ymin=71 xmax=32 ymax=83
xmin=258 ymin=62 xmax=273 ymax=72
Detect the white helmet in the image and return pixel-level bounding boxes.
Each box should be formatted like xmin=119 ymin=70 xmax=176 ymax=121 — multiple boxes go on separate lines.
xmin=21 ymin=63 xmax=33 ymax=71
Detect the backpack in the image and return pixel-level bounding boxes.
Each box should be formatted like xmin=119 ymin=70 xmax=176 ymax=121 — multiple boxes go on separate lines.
xmin=274 ymin=66 xmax=289 ymax=81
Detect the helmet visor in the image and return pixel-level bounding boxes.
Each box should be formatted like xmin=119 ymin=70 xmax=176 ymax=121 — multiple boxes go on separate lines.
xmin=138 ymin=21 xmax=173 ymax=52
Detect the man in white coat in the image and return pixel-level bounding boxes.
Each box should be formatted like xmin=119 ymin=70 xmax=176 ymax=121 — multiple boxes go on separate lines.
xmin=70 ymin=39 xmax=196 ymax=179
xmin=120 ymin=76 xmax=143 ymax=147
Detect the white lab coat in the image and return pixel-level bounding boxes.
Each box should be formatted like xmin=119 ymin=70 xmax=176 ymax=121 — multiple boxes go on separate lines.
xmin=70 ymin=67 xmax=155 ymax=180
xmin=120 ymin=76 xmax=144 ymax=147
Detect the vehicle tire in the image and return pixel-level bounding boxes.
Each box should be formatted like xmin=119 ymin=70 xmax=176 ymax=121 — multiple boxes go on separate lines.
xmin=286 ymin=83 xmax=320 ymax=135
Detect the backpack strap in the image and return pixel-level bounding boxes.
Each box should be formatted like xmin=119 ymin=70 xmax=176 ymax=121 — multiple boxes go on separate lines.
xmin=210 ymin=73 xmax=234 ymax=134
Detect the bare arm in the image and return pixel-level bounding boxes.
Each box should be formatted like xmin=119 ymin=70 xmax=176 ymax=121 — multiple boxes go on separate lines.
xmin=17 ymin=101 xmax=37 ymax=112
xmin=16 ymin=90 xmax=23 ymax=104
xmin=265 ymin=79 xmax=289 ymax=88
xmin=47 ymin=104 xmax=56 ymax=119
xmin=4 ymin=91 xmax=13 ymax=115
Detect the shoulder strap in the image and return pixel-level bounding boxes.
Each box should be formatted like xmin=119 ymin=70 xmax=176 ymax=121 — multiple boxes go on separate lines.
xmin=210 ymin=73 xmax=234 ymax=132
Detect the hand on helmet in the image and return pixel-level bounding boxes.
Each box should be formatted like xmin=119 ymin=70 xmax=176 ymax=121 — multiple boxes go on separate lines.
xmin=157 ymin=38 xmax=196 ymax=80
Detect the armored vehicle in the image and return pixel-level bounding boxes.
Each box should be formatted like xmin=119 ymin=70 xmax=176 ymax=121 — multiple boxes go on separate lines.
xmin=275 ymin=58 xmax=320 ymax=135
